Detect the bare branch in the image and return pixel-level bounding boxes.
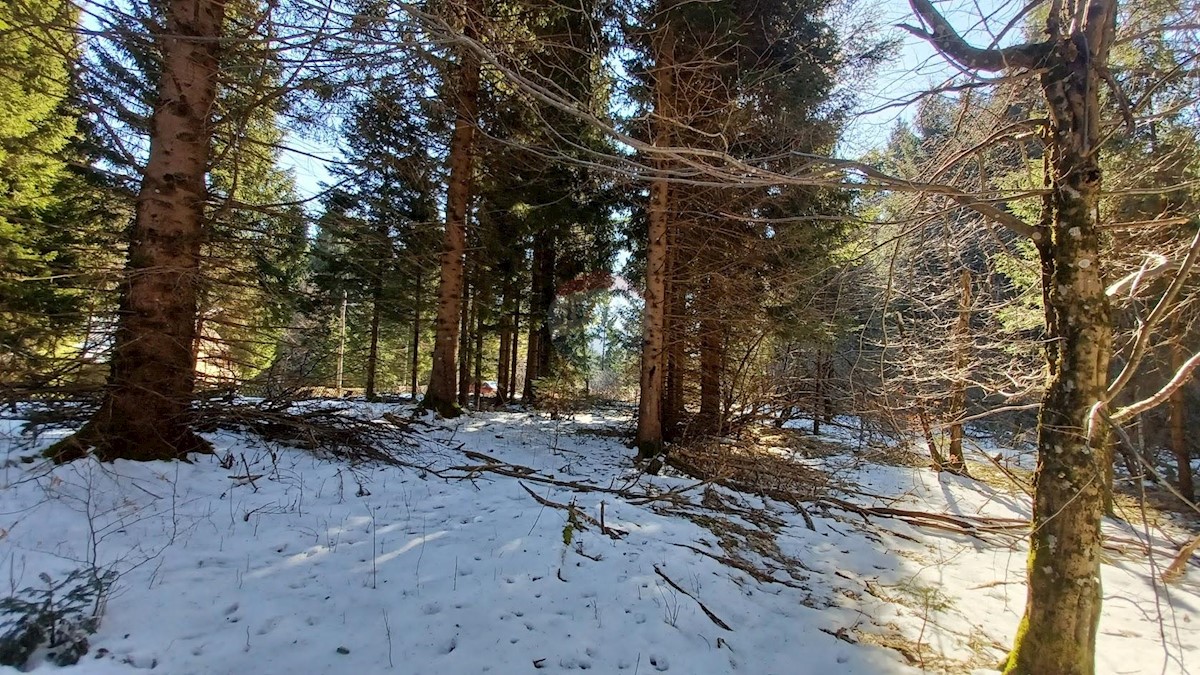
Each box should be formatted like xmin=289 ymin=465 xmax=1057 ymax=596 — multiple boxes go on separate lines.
xmin=1112 ymin=350 xmax=1200 ymax=423
xmin=905 ymin=0 xmax=1051 ymax=72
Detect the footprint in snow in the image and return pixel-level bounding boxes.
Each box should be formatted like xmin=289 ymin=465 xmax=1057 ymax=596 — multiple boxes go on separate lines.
xmin=422 ymin=602 xmax=442 ymax=615
xmin=649 ymin=654 xmax=669 ymax=671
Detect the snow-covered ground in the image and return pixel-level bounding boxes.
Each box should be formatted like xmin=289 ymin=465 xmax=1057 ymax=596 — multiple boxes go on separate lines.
xmin=1 ymin=404 xmax=1197 ymax=674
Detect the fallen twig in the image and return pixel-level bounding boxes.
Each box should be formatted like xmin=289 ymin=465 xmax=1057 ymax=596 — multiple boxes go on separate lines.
xmin=654 ymin=565 xmax=733 ymax=631
xmin=518 ymin=482 xmax=627 ymax=539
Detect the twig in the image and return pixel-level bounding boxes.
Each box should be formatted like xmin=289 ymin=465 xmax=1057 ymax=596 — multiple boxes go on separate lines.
xmin=653 ymin=565 xmax=732 ymax=631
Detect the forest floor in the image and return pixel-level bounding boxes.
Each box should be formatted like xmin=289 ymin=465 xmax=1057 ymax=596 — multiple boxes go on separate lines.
xmin=1 ymin=401 xmax=1198 ymax=674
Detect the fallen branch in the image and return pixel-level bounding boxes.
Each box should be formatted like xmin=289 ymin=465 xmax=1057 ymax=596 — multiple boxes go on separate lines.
xmin=1162 ymin=533 xmax=1200 ymax=584
xmin=654 ymin=565 xmax=733 ymax=631
xmin=518 ymin=482 xmax=627 ymax=539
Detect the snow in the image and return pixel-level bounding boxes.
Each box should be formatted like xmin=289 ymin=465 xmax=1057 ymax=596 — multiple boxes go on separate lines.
xmin=1 ymin=405 xmax=1197 ymax=674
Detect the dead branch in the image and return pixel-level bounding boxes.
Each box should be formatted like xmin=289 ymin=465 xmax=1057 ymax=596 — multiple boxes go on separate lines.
xmin=654 ymin=565 xmax=733 ymax=631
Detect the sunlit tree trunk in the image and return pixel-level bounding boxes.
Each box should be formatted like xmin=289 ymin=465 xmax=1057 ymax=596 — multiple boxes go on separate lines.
xmin=1005 ymin=26 xmax=1115 ymax=675
xmin=635 ymin=20 xmax=673 ymax=460
xmin=904 ymin=1 xmax=1117 ymax=670
xmin=423 ymin=0 xmax=481 ymax=417
xmin=49 ymin=0 xmax=225 ymax=462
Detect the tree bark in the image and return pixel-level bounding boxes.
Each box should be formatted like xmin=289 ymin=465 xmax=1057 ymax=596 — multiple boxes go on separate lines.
xmin=1004 ymin=31 xmax=1115 ymax=675
xmin=904 ymin=1 xmax=1118 ymax=670
xmin=422 ymin=0 xmax=480 ymax=417
xmin=49 ymin=0 xmax=225 ymax=462
xmin=635 ymin=19 xmax=673 ymax=460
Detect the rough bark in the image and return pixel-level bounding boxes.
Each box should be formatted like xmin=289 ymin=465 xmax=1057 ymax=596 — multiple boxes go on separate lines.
xmin=422 ymin=0 xmax=480 ymax=417
xmin=1004 ymin=28 xmax=1115 ymax=675
xmin=635 ymin=21 xmax=673 ymax=460
xmin=904 ymin=1 xmax=1118 ymax=670
xmin=48 ymin=0 xmax=224 ymax=462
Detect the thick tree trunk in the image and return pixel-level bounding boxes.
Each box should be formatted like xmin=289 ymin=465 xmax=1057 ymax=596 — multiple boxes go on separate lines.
xmin=635 ymin=22 xmax=673 ymax=460
xmin=1004 ymin=34 xmax=1114 ymax=675
xmin=49 ymin=0 xmax=224 ymax=462
xmin=422 ymin=0 xmax=480 ymax=417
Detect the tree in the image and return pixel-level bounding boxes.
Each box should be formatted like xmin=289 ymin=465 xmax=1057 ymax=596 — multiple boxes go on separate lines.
xmin=0 ymin=0 xmax=119 ymax=391
xmin=48 ymin=0 xmax=226 ymax=461
xmin=901 ymin=0 xmax=1129 ymax=670
xmin=424 ymin=0 xmax=483 ymax=417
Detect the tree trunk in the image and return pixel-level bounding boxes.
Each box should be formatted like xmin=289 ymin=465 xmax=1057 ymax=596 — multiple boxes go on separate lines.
xmin=635 ymin=21 xmax=673 ymax=460
xmin=365 ymin=264 xmax=384 ymax=401
xmin=697 ymin=278 xmax=721 ymax=436
xmin=49 ymin=0 xmax=224 ymax=462
xmin=422 ymin=0 xmax=480 ymax=417
xmin=946 ymin=269 xmax=971 ymax=473
xmin=523 ymin=238 xmax=554 ymax=403
xmin=1170 ymin=341 xmax=1194 ymax=502
xmin=458 ymin=278 xmax=472 ymax=407
xmin=1004 ymin=32 xmax=1115 ymax=675
xmin=496 ymin=269 xmax=512 ymax=402
xmin=509 ymin=298 xmax=520 ymax=403
xmin=473 ymin=295 xmax=483 ymax=409
xmin=411 ymin=269 xmax=421 ymax=399
xmin=662 ymin=220 xmax=685 ymax=441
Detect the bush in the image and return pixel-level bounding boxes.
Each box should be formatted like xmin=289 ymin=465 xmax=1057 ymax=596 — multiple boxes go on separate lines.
xmin=0 ymin=568 xmax=116 ymax=668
